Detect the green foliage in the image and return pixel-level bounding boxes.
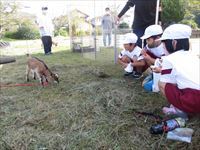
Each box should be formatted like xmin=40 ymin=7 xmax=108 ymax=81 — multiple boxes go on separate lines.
xmin=4 ymin=25 xmax=40 ymax=40
xmin=71 ymin=17 xmax=86 ymax=36
xmin=162 ymin=0 xmax=187 ymax=26
xmin=181 ymin=11 xmax=198 ymax=29
xmin=195 ymin=12 xmax=200 ymax=28
xmin=187 ymin=0 xmax=200 ymax=28
xmin=0 ymin=1 xmax=18 ymax=37
xmin=76 ymin=30 xmax=85 ymax=36
xmin=0 ymin=1 xmax=40 ymax=39
xmin=15 ymin=26 xmax=40 ymax=39
xmin=55 ymin=27 xmax=68 ymax=37
xmin=69 ymin=10 xmax=92 ymax=37
xmin=161 ymin=0 xmax=200 ymax=29
xmin=180 ymin=19 xmax=198 ymax=29
xmin=118 ymin=22 xmax=129 ymax=29
xmin=95 ymin=26 xmax=102 ymax=36
xmin=4 ymin=31 xmax=15 ymax=39
xmin=53 ymin=15 xmax=69 ymax=36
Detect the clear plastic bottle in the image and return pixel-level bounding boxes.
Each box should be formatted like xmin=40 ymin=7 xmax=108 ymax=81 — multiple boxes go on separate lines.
xmin=150 ymin=117 xmax=186 ymax=134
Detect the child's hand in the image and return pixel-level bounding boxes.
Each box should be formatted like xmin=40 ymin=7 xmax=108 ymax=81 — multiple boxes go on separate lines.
xmin=143 ymin=53 xmax=151 ymax=61
xmin=151 ymin=66 xmax=161 ymax=73
xmin=132 ymin=55 xmax=138 ymax=62
xmin=122 ymin=63 xmax=128 ymax=68
xmin=141 ymin=49 xmax=147 ymax=55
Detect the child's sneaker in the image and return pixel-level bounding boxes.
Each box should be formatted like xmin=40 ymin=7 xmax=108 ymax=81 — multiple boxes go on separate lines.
xmin=132 ymin=72 xmax=143 ymax=79
xmin=162 ymin=106 xmax=177 ymax=114
xmin=162 ymin=105 xmax=188 ymax=119
xmin=124 ymin=71 xmax=134 ymax=76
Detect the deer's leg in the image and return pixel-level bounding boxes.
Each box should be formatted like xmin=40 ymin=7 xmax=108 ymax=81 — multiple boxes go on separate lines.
xmin=26 ymin=66 xmax=30 ymax=82
xmin=33 ymin=72 xmax=36 ymax=80
xmin=35 ymin=72 xmax=43 ymax=86
xmin=41 ymin=75 xmax=45 ymax=87
xmin=31 ymin=70 xmax=36 ymax=80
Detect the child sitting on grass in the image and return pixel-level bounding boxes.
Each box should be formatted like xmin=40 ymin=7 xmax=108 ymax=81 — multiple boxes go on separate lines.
xmin=118 ymin=33 xmax=146 ymax=79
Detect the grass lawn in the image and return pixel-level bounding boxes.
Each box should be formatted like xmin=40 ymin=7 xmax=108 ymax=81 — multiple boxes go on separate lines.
xmin=0 ymin=45 xmax=200 ymax=149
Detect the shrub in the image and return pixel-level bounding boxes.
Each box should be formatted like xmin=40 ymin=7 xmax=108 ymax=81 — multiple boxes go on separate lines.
xmin=55 ymin=28 xmax=68 ymax=37
xmin=4 ymin=31 xmax=16 ymax=39
xmin=95 ymin=26 xmax=102 ymax=36
xmin=180 ymin=19 xmax=198 ymax=29
xmin=14 ymin=26 xmax=40 ymax=39
xmin=76 ymin=30 xmax=86 ymax=36
xmin=195 ymin=12 xmax=200 ymax=28
xmin=118 ymin=22 xmax=130 ymax=29
xmin=162 ymin=0 xmax=186 ymax=26
xmin=4 ymin=26 xmax=40 ymax=40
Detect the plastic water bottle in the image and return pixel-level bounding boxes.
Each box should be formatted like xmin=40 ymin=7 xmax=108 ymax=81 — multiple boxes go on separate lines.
xmin=150 ymin=117 xmax=186 ymax=134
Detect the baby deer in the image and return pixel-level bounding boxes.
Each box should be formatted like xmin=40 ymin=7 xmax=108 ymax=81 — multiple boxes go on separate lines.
xmin=26 ymin=55 xmax=59 ymax=86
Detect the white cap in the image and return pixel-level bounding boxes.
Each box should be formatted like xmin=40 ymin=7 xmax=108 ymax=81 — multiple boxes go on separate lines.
xmin=158 ymin=24 xmax=192 ymax=41
xmin=123 ymin=33 xmax=138 ymax=44
xmin=141 ymin=25 xmax=163 ymax=39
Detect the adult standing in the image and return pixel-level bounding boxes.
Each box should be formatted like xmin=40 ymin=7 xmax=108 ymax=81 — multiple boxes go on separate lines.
xmin=102 ymin=7 xmax=114 ymax=47
xmin=37 ymin=7 xmax=54 ymax=55
xmin=117 ymin=0 xmax=157 ymax=48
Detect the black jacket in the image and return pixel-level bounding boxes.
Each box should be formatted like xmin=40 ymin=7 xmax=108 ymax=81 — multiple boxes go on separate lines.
xmin=118 ymin=0 xmax=157 ymax=30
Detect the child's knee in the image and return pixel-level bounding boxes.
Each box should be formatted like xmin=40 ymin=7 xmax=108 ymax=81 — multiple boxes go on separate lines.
xmin=158 ymin=81 xmax=166 ymax=94
xmin=121 ymin=56 xmax=131 ymax=63
xmin=158 ymin=81 xmax=164 ymax=88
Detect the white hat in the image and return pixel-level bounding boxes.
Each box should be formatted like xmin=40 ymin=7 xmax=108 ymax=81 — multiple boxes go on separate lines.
xmin=141 ymin=25 xmax=163 ymax=39
xmin=158 ymin=24 xmax=192 ymax=40
xmin=123 ymin=33 xmax=138 ymax=44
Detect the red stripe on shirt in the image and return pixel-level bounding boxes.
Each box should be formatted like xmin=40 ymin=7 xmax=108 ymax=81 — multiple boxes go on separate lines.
xmin=161 ymin=69 xmax=172 ymax=75
xmin=146 ymin=51 xmax=160 ymax=59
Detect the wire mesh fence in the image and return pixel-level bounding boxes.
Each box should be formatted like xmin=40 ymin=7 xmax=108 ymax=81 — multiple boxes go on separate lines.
xmin=61 ymin=1 xmax=200 ymax=64
xmin=66 ymin=0 xmax=133 ymax=64
xmin=71 ymin=28 xmax=133 ymax=64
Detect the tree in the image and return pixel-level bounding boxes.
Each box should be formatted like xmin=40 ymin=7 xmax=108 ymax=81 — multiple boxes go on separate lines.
xmin=1 ymin=1 xmax=40 ymax=39
xmin=161 ymin=0 xmax=200 ymax=29
xmin=53 ymin=15 xmax=69 ymax=36
xmin=195 ymin=12 xmax=200 ymax=28
xmin=69 ymin=10 xmax=90 ymax=36
xmin=0 ymin=1 xmax=18 ymax=37
xmin=161 ymin=0 xmax=187 ymax=27
xmin=181 ymin=9 xmax=198 ymax=29
xmin=187 ymin=0 xmax=200 ymax=28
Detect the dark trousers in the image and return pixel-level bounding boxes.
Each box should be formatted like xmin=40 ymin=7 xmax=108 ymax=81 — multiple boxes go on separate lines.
xmin=41 ymin=36 xmax=52 ymax=54
xmin=133 ymin=28 xmax=146 ymax=48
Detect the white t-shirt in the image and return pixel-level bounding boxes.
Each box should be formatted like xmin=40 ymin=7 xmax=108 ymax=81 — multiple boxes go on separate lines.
xmin=160 ymin=50 xmax=200 ymax=90
xmin=147 ymin=43 xmax=168 ymax=92
xmin=152 ymin=58 xmax=162 ymax=92
xmin=118 ymin=46 xmax=143 ymax=60
xmin=37 ymin=14 xmax=54 ymax=37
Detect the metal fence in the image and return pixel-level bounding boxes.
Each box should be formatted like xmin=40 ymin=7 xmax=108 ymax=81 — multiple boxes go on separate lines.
xmin=67 ymin=1 xmax=200 ymax=64
xmin=71 ymin=28 xmax=133 ymax=64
